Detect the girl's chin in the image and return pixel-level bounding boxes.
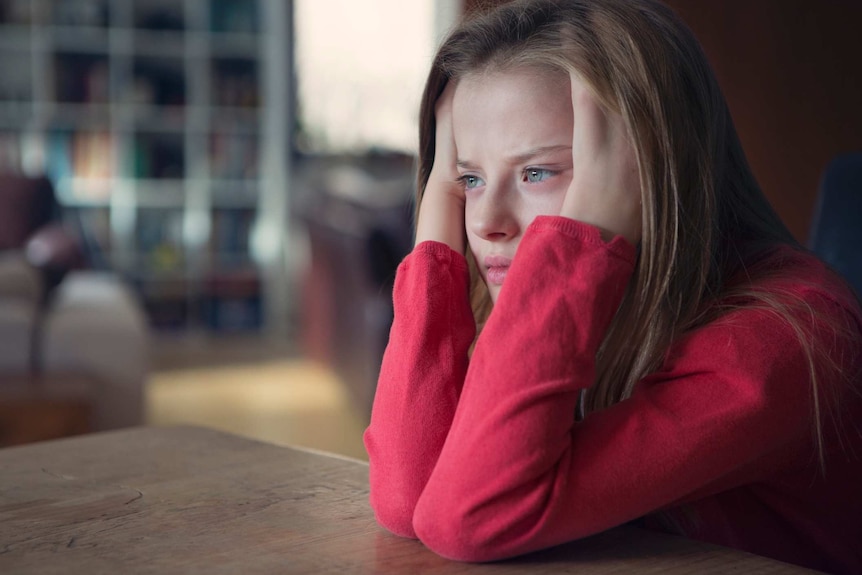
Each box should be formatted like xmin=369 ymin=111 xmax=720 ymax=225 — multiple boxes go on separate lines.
xmin=478 ymin=277 xmax=499 ymax=304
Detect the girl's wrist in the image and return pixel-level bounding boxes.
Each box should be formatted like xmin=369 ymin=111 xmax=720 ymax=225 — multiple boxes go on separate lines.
xmin=415 ymin=190 xmax=465 ymax=253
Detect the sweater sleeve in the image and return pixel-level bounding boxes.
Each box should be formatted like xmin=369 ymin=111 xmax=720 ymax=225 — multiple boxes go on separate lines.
xmin=409 ymin=216 xmax=845 ymax=561
xmin=409 ymin=216 xmax=636 ymax=558
xmin=364 ymin=240 xmax=476 ymax=538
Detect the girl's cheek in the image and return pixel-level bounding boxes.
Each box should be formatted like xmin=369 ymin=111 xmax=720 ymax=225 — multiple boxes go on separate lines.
xmin=463 ymin=201 xmax=481 ymax=244
xmin=527 ymin=187 xmax=568 ymax=218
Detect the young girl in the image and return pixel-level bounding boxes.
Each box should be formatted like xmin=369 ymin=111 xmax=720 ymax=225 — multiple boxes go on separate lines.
xmin=363 ymin=0 xmax=862 ymax=572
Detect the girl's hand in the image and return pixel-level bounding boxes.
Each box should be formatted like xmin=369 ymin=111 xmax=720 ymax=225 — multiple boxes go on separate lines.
xmin=561 ymin=73 xmax=642 ymax=245
xmin=415 ymin=81 xmax=466 ymax=253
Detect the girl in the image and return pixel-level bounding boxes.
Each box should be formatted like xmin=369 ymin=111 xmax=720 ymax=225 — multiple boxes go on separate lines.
xmin=363 ymin=0 xmax=862 ymax=572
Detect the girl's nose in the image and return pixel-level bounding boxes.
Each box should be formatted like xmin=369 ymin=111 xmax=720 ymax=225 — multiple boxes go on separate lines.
xmin=468 ymin=183 xmax=519 ymax=241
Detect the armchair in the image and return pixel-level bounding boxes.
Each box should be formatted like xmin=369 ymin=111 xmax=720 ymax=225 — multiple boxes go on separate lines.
xmin=0 ymin=173 xmax=149 ymax=437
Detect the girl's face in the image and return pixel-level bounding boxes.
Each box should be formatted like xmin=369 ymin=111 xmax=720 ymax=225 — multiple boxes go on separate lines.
xmin=452 ymin=68 xmax=574 ymax=303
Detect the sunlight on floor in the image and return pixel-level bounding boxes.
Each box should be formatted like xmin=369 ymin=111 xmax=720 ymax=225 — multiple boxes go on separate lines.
xmin=145 ymin=360 xmax=368 ymax=460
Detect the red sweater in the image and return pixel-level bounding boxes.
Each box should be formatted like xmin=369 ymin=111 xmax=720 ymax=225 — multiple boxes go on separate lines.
xmin=364 ymin=216 xmax=862 ymax=573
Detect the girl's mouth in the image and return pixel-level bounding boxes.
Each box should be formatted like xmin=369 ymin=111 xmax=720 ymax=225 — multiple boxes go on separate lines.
xmin=484 ymin=255 xmax=512 ymax=285
xmin=486 ymin=266 xmax=509 ymax=285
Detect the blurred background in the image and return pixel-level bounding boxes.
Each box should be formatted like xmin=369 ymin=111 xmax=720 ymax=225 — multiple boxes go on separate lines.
xmin=0 ymin=0 xmax=859 ymax=459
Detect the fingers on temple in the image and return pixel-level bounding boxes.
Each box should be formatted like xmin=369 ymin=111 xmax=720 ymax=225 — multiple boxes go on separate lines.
xmin=569 ymin=71 xmax=609 ymax=152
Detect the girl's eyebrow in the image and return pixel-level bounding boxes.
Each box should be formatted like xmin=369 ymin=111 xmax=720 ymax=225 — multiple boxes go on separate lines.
xmin=506 ymin=145 xmax=572 ymax=164
xmin=456 ymin=159 xmax=480 ymax=170
xmin=457 ymin=145 xmax=572 ymax=170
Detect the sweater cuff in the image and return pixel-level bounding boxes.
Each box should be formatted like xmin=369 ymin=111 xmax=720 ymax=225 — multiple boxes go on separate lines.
xmin=528 ymin=216 xmax=637 ymax=266
xmin=412 ymin=240 xmax=470 ymax=275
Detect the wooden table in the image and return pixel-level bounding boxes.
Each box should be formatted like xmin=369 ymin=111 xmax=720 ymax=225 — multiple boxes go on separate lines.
xmin=0 ymin=426 xmax=824 ymax=574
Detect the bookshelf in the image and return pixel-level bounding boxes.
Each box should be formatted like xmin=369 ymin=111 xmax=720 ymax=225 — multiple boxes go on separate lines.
xmin=0 ymin=0 xmax=293 ymax=332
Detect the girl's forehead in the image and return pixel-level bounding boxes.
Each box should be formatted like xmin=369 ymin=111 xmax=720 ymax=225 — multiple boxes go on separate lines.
xmin=453 ymin=67 xmax=570 ymax=106
xmin=451 ymin=68 xmax=575 ymax=163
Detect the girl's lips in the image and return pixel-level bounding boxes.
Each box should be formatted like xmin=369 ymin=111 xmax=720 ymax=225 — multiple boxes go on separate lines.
xmin=484 ymin=255 xmax=512 ymax=286
xmin=486 ymin=266 xmax=509 ymax=285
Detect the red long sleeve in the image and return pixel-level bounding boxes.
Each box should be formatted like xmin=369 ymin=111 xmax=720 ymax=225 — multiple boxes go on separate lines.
xmin=364 ymin=216 xmax=862 ymax=574
xmin=365 ymin=241 xmax=475 ymax=538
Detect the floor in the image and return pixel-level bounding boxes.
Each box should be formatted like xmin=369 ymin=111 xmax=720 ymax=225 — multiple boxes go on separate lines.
xmin=145 ymin=335 xmax=369 ymax=460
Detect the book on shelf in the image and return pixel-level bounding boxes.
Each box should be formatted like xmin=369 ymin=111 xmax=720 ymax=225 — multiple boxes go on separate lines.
xmin=136 ymin=208 xmax=184 ymax=272
xmin=210 ymin=0 xmax=259 ymax=35
xmin=133 ymin=132 xmax=184 ymax=179
xmin=132 ymin=58 xmax=186 ymax=108
xmin=201 ymin=266 xmax=262 ymax=331
xmin=212 ymin=58 xmax=259 ymax=109
xmin=209 ymin=131 xmax=259 ymax=180
xmin=134 ymin=3 xmax=184 ymax=32
xmin=50 ymin=0 xmax=109 ymax=28
xmin=54 ymin=54 xmax=109 ymax=104
xmin=211 ymin=208 xmax=256 ymax=261
xmin=72 ymin=131 xmax=112 ymax=179
xmin=46 ymin=130 xmax=113 ymax=201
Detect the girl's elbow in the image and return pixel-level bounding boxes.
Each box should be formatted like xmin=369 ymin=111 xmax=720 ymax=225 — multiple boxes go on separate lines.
xmin=370 ymin=490 xmax=419 ymax=539
xmin=412 ymin=500 xmax=515 ymax=562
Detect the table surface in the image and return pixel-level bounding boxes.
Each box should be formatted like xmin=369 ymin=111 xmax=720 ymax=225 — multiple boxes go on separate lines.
xmin=0 ymin=426 xmax=824 ymax=574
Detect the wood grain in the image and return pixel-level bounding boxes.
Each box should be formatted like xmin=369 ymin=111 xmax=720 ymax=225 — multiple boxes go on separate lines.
xmin=0 ymin=426 xmax=823 ymax=574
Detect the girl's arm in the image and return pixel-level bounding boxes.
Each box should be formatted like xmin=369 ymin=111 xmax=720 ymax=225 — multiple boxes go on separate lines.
xmin=364 ymin=241 xmax=474 ymax=538
xmin=559 ymin=71 xmax=642 ymax=245
xmin=364 ymin=81 xmax=472 ymax=538
xmin=414 ymin=80 xmax=465 ymax=253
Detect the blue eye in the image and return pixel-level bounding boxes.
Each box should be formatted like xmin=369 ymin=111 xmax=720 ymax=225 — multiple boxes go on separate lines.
xmin=525 ymin=168 xmax=553 ymax=183
xmin=461 ymin=175 xmax=485 ymax=189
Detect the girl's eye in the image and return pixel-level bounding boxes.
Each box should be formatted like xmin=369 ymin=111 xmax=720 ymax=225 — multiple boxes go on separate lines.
xmin=460 ymin=175 xmax=485 ymax=189
xmin=524 ymin=168 xmax=554 ymax=183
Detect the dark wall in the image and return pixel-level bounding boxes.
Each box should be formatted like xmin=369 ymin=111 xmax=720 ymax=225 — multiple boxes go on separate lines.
xmin=461 ymin=0 xmax=862 ymax=242
xmin=662 ymin=0 xmax=862 ymax=242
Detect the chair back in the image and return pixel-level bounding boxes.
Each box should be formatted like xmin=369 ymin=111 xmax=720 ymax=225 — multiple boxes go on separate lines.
xmin=809 ymin=153 xmax=862 ymax=296
xmin=0 ymin=174 xmax=57 ymax=250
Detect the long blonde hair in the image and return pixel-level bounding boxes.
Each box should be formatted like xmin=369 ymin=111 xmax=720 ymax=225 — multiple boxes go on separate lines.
xmin=416 ymin=0 xmax=856 ymax=461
